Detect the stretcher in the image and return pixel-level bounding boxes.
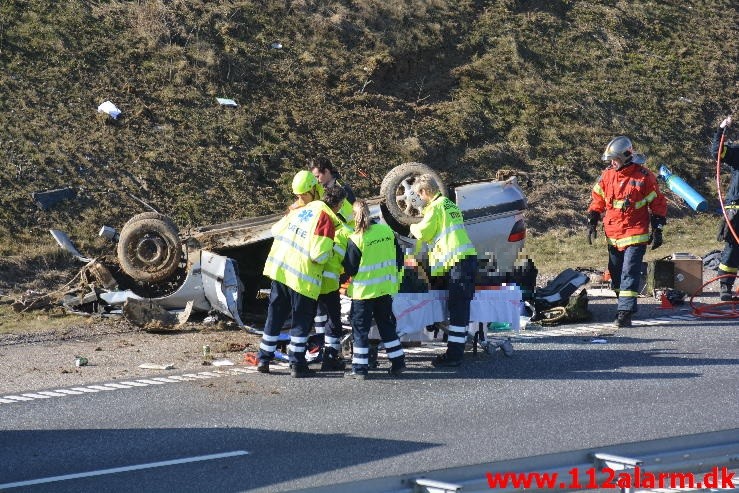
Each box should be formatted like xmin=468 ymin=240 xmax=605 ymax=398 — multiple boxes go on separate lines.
xmin=338 ymin=284 xmax=524 ymax=360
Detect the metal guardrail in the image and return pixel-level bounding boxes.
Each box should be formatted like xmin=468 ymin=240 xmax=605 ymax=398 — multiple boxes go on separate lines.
xmin=286 ymin=429 xmax=739 ymax=493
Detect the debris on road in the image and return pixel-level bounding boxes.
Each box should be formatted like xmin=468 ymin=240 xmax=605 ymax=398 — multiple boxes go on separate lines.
xmin=138 ymin=363 xmax=175 ymax=370
xmin=212 ymin=359 xmax=234 ymax=366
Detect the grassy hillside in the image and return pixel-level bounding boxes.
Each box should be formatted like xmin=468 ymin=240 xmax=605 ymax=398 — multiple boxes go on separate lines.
xmin=1 ymin=0 xmax=737 ymax=260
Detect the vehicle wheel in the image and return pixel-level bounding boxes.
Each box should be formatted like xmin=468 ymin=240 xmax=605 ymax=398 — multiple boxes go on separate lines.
xmin=380 ymin=162 xmax=448 ymax=226
xmin=117 ymin=212 xmax=182 ymax=283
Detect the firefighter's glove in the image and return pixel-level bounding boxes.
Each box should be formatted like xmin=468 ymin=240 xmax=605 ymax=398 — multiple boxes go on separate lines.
xmin=720 ymin=116 xmax=733 ymax=129
xmin=650 ymin=229 xmax=663 ymax=250
xmin=587 ymin=211 xmax=600 ymax=245
xmin=649 ymin=215 xmax=666 ymax=250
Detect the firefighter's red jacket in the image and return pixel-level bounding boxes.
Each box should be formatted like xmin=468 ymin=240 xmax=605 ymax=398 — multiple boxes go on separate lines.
xmin=588 ymin=164 xmax=667 ymax=250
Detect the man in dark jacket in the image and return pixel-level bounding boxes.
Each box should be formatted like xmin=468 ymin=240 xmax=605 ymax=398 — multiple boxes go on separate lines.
xmin=711 ymin=115 xmax=739 ymax=302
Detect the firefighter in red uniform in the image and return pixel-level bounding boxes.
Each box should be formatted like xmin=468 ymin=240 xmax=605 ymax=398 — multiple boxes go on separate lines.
xmin=587 ymin=136 xmax=668 ymax=327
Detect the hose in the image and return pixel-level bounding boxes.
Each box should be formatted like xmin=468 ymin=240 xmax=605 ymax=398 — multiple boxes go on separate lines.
xmin=691 ymin=274 xmax=739 ymax=318
xmin=691 ymin=124 xmax=739 ymax=318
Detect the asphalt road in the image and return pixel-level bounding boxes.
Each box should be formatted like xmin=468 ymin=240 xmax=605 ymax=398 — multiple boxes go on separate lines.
xmin=1 ymin=305 xmax=737 ymax=493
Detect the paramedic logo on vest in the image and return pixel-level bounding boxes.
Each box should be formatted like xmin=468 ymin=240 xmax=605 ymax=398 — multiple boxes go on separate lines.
xmin=297 ymin=209 xmax=314 ymax=222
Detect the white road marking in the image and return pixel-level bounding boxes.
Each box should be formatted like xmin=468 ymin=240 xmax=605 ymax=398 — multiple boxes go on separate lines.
xmin=36 ymin=391 xmax=69 ymax=397
xmin=69 ymin=387 xmax=100 ymax=393
xmin=0 ymin=450 xmax=249 ymax=489
xmin=134 ymin=379 xmax=167 ymax=385
xmin=2 ymin=395 xmax=35 ymax=401
xmin=1 ymin=313 xmax=733 ymax=407
xmin=102 ymin=383 xmax=133 ymax=389
xmin=84 ymin=385 xmax=116 ymax=391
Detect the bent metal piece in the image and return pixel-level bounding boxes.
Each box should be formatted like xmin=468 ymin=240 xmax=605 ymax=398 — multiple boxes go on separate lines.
xmin=49 ymin=229 xmax=93 ymax=263
xmin=200 ymin=251 xmax=245 ymax=327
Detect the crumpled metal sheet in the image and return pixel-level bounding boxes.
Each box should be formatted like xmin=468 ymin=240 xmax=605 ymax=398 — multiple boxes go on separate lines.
xmin=201 ymin=251 xmax=244 ymax=326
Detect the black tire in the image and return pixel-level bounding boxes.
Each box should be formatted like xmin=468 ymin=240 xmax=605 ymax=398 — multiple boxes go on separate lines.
xmin=117 ymin=212 xmax=182 ymax=283
xmin=380 ymin=162 xmax=448 ymax=226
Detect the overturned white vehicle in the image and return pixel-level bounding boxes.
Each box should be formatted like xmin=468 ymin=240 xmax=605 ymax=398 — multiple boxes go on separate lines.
xmin=53 ymin=163 xmax=529 ymax=326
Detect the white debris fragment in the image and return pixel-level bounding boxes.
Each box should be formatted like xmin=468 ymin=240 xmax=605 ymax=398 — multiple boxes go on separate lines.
xmin=97 ymin=100 xmax=121 ymax=119
xmin=212 ymin=359 xmax=234 ymax=367
xmin=591 ymin=339 xmax=608 ymax=344
xmin=138 ymin=363 xmax=175 ymax=370
xmin=216 ymin=97 xmax=238 ymax=107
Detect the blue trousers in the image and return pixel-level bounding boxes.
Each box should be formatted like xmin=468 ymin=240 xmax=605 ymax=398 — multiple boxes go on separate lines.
xmin=445 ymin=255 xmax=478 ymax=360
xmin=258 ymin=280 xmax=317 ymax=366
xmin=315 ymin=290 xmax=344 ymax=354
xmin=608 ymin=244 xmax=646 ymax=312
xmin=350 ymin=295 xmax=404 ymax=372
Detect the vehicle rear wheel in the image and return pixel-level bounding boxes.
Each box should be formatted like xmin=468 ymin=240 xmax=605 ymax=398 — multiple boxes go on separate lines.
xmin=380 ymin=162 xmax=448 ymax=226
xmin=117 ymin=212 xmax=182 ymax=283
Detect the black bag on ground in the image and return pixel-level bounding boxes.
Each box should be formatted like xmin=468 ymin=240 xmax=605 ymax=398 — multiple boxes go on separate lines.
xmin=533 ymin=268 xmax=589 ymax=313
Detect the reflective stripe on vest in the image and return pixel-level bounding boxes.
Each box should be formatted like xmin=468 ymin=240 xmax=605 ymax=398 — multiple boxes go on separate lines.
xmin=432 ymin=223 xmax=466 ymax=247
xmin=263 ymin=201 xmax=333 ymax=299
xmin=430 ymin=243 xmax=477 ymax=272
xmin=426 ymin=196 xmax=477 ymax=276
xmin=347 ymin=223 xmax=398 ymax=300
xmin=612 ymin=190 xmax=657 ymax=210
xmin=606 ymin=233 xmax=650 ymax=249
xmin=320 ymin=223 xmax=352 ymax=294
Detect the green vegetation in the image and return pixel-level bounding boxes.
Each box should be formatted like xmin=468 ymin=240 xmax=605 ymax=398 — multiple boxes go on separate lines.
xmin=1 ymin=1 xmax=736 ymax=274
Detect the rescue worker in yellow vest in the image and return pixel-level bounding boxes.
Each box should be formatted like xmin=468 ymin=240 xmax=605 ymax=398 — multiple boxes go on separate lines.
xmin=310 ymin=157 xmax=356 ymax=227
xmin=258 ymin=171 xmax=336 ymax=378
xmin=313 ymin=184 xmax=353 ymax=371
xmin=342 ymin=199 xmax=405 ymax=379
xmin=410 ymin=174 xmax=478 ymax=368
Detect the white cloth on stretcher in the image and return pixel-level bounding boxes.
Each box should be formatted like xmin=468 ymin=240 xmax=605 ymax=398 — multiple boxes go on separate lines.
xmin=391 ymin=286 xmax=522 ymax=337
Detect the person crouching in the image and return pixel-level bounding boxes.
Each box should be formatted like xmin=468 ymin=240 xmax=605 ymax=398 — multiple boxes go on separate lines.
xmin=342 ymin=199 xmax=406 ymax=379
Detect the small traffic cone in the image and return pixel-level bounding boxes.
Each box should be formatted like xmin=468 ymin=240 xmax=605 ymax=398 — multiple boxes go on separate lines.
xmin=658 ymin=291 xmax=673 ymax=309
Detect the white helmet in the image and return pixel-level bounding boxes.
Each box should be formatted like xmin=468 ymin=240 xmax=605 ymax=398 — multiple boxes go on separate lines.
xmin=602 ymin=136 xmax=646 ymax=168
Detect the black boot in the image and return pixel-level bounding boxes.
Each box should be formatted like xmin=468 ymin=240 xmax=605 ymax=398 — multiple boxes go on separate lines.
xmin=387 ymin=357 xmax=406 ymax=377
xmin=720 ymin=283 xmax=737 ymax=302
xmin=615 ymin=310 xmax=632 ymax=328
xmin=290 ymin=363 xmax=314 ymax=378
xmin=320 ymin=347 xmax=346 ymax=371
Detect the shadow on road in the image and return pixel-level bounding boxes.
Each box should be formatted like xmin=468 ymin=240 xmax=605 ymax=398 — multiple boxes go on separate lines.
xmin=0 ymin=427 xmax=437 ymax=492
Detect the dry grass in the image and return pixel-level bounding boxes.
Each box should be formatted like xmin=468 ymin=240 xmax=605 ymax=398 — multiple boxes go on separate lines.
xmin=525 ymin=214 xmax=723 ymax=276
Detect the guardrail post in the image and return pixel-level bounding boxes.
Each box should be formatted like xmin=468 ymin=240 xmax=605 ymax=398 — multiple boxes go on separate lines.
xmin=413 ymin=477 xmax=463 ymax=493
xmin=591 ymin=452 xmax=643 ymax=493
